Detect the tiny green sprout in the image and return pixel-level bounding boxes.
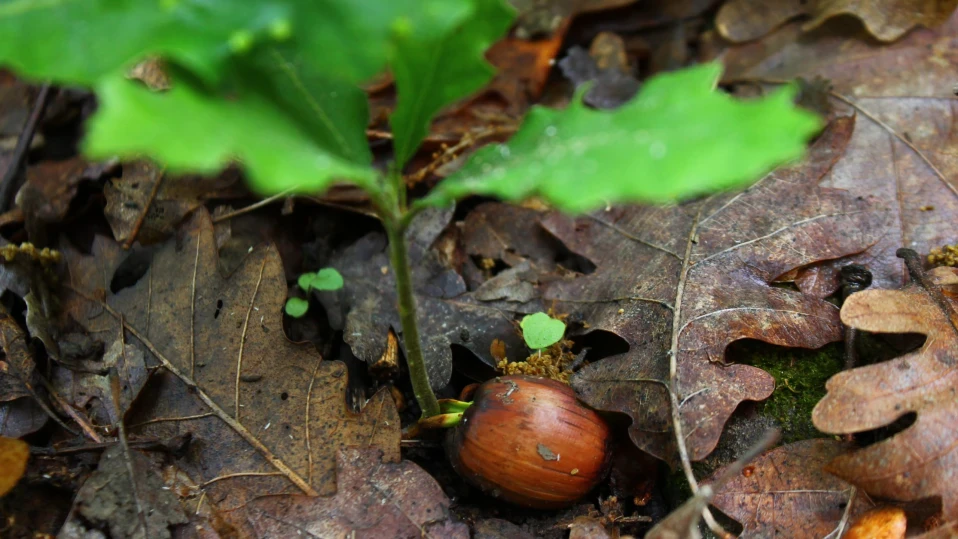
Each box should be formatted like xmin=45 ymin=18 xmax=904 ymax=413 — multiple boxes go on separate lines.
xmin=520 ymin=312 xmax=566 ymax=351
xmin=284 ymin=297 xmax=309 ymax=318
xmin=287 ymin=268 xmax=344 ymax=318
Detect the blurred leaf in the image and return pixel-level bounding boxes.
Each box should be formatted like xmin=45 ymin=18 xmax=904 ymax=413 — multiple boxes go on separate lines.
xmin=306 ymin=268 xmax=344 ymax=291
xmin=424 ymin=62 xmax=821 ymax=213
xmin=285 ymin=297 xmax=308 ymax=317
xmin=390 ymin=0 xmax=514 ymax=168
xmin=0 ymin=436 xmax=27 ymax=497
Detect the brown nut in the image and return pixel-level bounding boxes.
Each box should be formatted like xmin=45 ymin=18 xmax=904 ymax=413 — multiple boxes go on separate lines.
xmin=445 ymin=375 xmax=611 ymax=508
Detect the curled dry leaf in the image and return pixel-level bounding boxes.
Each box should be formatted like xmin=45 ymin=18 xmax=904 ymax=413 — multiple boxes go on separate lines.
xmin=716 ymin=0 xmax=958 ymax=43
xmin=812 ymin=251 xmax=958 ymax=519
xmin=0 ymin=303 xmax=50 ymax=438
xmin=236 ymin=448 xmax=468 ymax=538
xmin=547 ymin=117 xmax=882 ymax=461
xmin=709 ymin=439 xmax=875 ymax=537
xmin=60 ymin=209 xmax=399 ymax=533
xmin=719 ymin=10 xmax=958 ymax=295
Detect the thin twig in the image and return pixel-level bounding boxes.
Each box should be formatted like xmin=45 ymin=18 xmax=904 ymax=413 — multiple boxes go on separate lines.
xmin=37 ymin=376 xmax=97 ymax=440
xmin=66 ymin=284 xmax=319 ymax=496
xmin=234 ymin=246 xmax=269 ymax=420
xmin=0 ymin=84 xmax=51 ymax=211
xmin=122 ymin=167 xmax=166 ymax=249
xmin=211 ymin=187 xmax=296 ymax=223
xmin=127 ymin=412 xmax=214 ymax=429
xmin=110 ymin=363 xmax=149 ymax=538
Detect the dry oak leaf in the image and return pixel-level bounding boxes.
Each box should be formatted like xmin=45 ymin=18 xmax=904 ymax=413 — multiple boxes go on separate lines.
xmin=547 ymin=117 xmax=883 ymax=462
xmin=236 ymin=448 xmax=468 ymax=538
xmin=709 ymin=439 xmax=875 ymax=538
xmin=812 ymin=251 xmax=958 ymax=519
xmin=716 ymin=0 xmax=958 ymax=43
xmin=718 ymin=9 xmax=958 ymax=296
xmin=0 ymin=436 xmax=28 ymax=497
xmin=60 ymin=209 xmax=399 ymax=533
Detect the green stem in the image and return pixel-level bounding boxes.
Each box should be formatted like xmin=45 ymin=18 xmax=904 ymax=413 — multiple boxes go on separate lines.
xmin=384 ymin=214 xmax=440 ymax=418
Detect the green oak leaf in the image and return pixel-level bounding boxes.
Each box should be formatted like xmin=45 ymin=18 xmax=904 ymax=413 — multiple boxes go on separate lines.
xmin=390 ymin=0 xmax=514 ymax=169
xmin=423 ymin=62 xmax=822 ymax=213
xmin=85 ymin=72 xmax=376 ymax=195
xmin=285 ymin=297 xmax=309 ymax=318
xmin=520 ymin=312 xmax=566 ymax=350
xmin=307 ymin=268 xmax=345 ymax=291
xmin=0 ymin=0 xmax=468 ymax=87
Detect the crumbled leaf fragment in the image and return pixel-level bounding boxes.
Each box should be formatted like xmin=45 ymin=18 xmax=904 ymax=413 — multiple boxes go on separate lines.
xmin=425 ymin=62 xmax=822 ymax=213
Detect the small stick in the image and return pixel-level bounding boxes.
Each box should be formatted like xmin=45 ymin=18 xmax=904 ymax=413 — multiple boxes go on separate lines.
xmin=122 ymin=167 xmax=165 ymax=249
xmin=211 ymin=187 xmax=296 ymax=223
xmin=0 ymin=84 xmax=52 ymax=212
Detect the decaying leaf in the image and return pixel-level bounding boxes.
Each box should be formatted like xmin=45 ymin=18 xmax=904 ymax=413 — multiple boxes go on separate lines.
xmin=15 ymin=157 xmax=115 ymax=226
xmin=60 ymin=445 xmax=187 ymax=539
xmin=320 ymin=208 xmax=533 ymax=390
xmin=51 ymin=340 xmax=148 ymax=427
xmin=813 ymin=252 xmax=958 ymax=519
xmin=0 ymin=436 xmax=28 ymax=497
xmin=60 ymin=209 xmax=399 ymax=532
xmin=0 ymin=303 xmax=55 ymax=438
xmin=546 ymin=117 xmax=882 ymax=461
xmin=719 ymin=9 xmax=958 ymax=294
xmin=709 ymin=439 xmax=874 ymax=537
xmin=716 ymin=0 xmax=958 ymax=43
xmin=104 ymin=160 xmax=238 ymax=245
xmin=236 ymin=448 xmax=468 ymax=538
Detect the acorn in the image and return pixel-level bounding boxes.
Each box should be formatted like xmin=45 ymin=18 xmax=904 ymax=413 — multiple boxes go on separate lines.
xmin=445 ymin=375 xmax=612 ymax=509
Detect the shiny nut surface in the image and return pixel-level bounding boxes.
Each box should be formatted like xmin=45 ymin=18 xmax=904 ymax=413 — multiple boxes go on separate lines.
xmin=446 ymin=375 xmax=611 ymax=508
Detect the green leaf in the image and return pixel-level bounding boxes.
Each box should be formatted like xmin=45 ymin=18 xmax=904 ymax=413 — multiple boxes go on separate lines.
xmin=390 ymin=0 xmax=514 ymax=168
xmin=285 ymin=297 xmax=309 ymax=317
xmin=0 ymin=0 xmax=467 ymax=86
xmin=423 ymin=62 xmax=823 ymax=213
xmin=520 ymin=312 xmax=565 ymax=350
xmin=297 ymin=273 xmax=313 ymax=291
xmin=85 ymin=73 xmax=376 ymax=195
xmin=307 ymin=268 xmax=345 ymax=291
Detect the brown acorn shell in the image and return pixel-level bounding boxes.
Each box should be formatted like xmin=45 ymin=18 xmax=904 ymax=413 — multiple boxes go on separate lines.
xmin=445 ymin=375 xmax=612 ymax=509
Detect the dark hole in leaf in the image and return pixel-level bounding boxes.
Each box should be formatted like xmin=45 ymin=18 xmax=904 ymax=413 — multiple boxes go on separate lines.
xmin=569 ymin=329 xmax=630 ymax=364
xmin=554 ymin=248 xmax=596 ymax=275
xmin=857 ymin=411 xmax=917 ymax=448
xmin=280 ymin=392 xmax=289 ymax=400
xmin=110 ymin=249 xmax=152 ymax=293
xmin=214 ymin=299 xmax=223 ymax=319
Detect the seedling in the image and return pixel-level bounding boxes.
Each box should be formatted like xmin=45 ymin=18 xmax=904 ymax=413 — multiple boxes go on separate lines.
xmin=0 ymin=0 xmax=821 ymax=419
xmin=520 ymin=312 xmax=566 ymax=353
xmin=285 ymin=268 xmax=344 ymax=317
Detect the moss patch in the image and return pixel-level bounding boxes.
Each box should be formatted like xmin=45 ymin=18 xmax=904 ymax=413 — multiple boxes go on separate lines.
xmin=730 ymin=340 xmax=844 ymax=444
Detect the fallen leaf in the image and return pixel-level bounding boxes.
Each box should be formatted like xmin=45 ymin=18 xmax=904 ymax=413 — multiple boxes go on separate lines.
xmin=235 ymin=448 xmax=468 ymax=538
xmin=319 ymin=208 xmax=533 ymax=390
xmin=846 ymin=506 xmax=907 ymax=539
xmin=812 ymin=250 xmax=958 ymax=519
xmin=545 ymin=117 xmax=882 ymax=461
xmin=559 ymin=33 xmax=639 ymax=110
xmin=509 ymin=0 xmax=638 ymax=38
xmin=60 ymin=445 xmax=188 ymax=539
xmin=716 ymin=0 xmax=958 ymax=43
xmin=60 ymin=208 xmax=399 ymax=531
xmin=0 ymin=436 xmax=28 ymax=496
xmin=718 ymin=10 xmax=958 ymax=294
xmin=0 ymin=303 xmax=53 ymax=438
xmin=15 ymin=157 xmax=115 ymax=225
xmin=709 ymin=439 xmax=875 ymax=537
xmin=474 ymin=518 xmax=537 ymax=538
xmin=104 ymin=160 xmax=238 ymax=245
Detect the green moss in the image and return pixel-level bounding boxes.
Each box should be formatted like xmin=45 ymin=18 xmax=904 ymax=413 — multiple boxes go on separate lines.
xmin=730 ymin=340 xmax=844 ymax=444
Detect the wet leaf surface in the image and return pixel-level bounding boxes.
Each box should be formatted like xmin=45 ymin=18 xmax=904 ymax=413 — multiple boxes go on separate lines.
xmin=235 ymin=448 xmax=468 ymax=538
xmin=709 ymin=439 xmax=874 ymax=537
xmin=813 ymin=261 xmax=958 ymax=519
xmin=547 ymin=118 xmax=883 ymax=461
xmin=60 ymin=209 xmax=399 ymax=532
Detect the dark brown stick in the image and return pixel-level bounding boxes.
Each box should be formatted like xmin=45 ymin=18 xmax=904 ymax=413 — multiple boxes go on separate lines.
xmin=0 ymin=84 xmax=51 ymax=211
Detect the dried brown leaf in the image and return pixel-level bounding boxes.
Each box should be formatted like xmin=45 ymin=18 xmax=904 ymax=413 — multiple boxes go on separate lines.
xmin=812 ymin=252 xmax=958 ymax=519
xmin=15 ymin=157 xmax=114 ymax=225
xmin=709 ymin=439 xmax=875 ymax=537
xmin=719 ymin=10 xmax=958 ymax=295
xmin=545 ymin=118 xmax=882 ymax=461
xmin=0 ymin=436 xmax=28 ymax=497
xmin=235 ymin=448 xmax=468 ymax=538
xmin=60 ymin=209 xmax=399 ymax=532
xmin=716 ymin=0 xmax=958 ymax=43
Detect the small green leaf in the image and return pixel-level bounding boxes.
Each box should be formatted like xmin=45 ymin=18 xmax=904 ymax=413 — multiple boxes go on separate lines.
xmin=307 ymin=268 xmax=344 ymax=291
xmin=423 ymin=62 xmax=822 ymax=213
xmin=297 ymin=273 xmax=313 ymax=291
xmin=285 ymin=297 xmax=309 ymax=317
xmin=390 ymin=0 xmax=514 ymax=169
xmin=520 ymin=312 xmax=566 ymax=350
